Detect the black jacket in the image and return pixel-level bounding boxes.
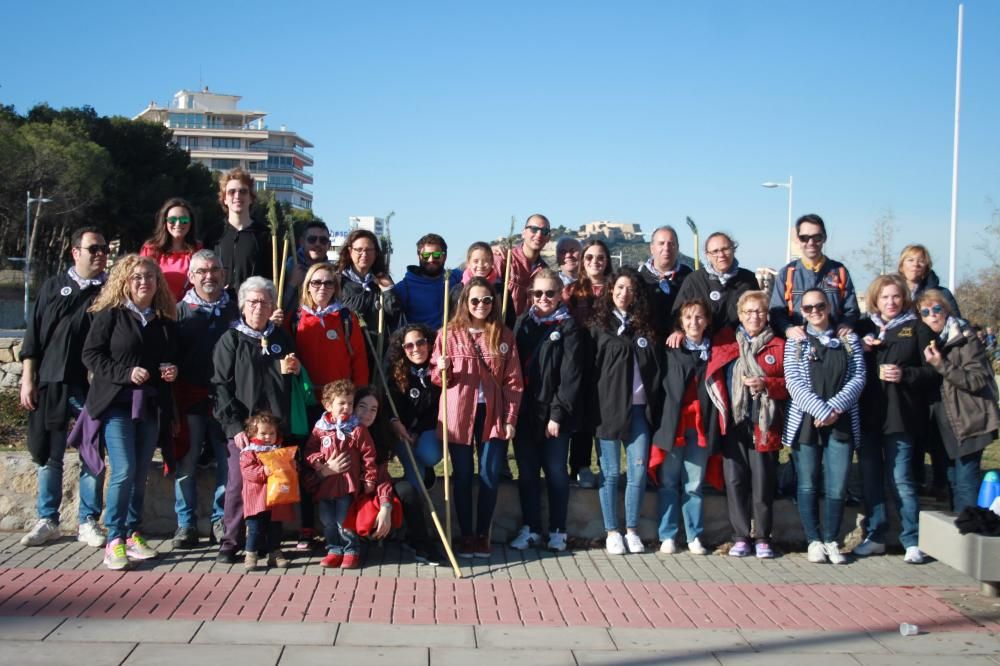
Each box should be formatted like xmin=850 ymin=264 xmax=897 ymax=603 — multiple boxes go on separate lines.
xmin=211 ymin=326 xmax=296 ymax=438
xmin=654 ymin=346 xmax=722 ymax=454
xmin=638 ymin=262 xmax=693 ymax=338
xmin=339 ymin=275 xmax=401 ymax=335
xmin=514 ymin=312 xmax=585 ymax=439
xmin=856 ymin=318 xmax=938 ymax=435
xmin=214 ymin=220 xmax=272 ymax=291
xmin=911 ymin=270 xmax=961 ymax=319
xmin=672 ymin=267 xmax=759 ymax=332
xmin=81 ymin=308 xmax=176 ymax=421
xmin=589 ymin=322 xmax=664 ymax=441
xmin=388 ymin=364 xmax=440 ymax=435
xmin=174 ymin=297 xmax=241 ymax=389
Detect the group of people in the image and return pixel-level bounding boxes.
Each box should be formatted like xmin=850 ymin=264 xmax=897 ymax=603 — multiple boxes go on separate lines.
xmin=18 ymin=167 xmax=999 ymax=572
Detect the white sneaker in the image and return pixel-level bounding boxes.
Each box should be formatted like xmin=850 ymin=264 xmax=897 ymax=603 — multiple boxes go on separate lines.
xmin=20 ymin=518 xmax=60 ymax=546
xmin=624 ymin=532 xmax=645 ymax=554
xmin=807 ymin=540 xmax=827 ymax=563
xmin=606 ymin=532 xmax=626 ymax=555
xmin=576 ymin=468 xmax=597 ymax=489
xmin=688 ymin=537 xmax=707 ymax=556
xmin=853 ymin=538 xmax=886 ymax=557
xmin=659 ymin=538 xmax=676 ymax=555
xmin=824 ymin=541 xmax=847 ymax=565
xmin=77 ymin=518 xmax=106 ymax=548
xmin=547 ymin=530 xmax=567 ymax=552
xmin=904 ymin=546 xmax=925 ymax=564
xmin=510 ymin=525 xmax=541 ymax=550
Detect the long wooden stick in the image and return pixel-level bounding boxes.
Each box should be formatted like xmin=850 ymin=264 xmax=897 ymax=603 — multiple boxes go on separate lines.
xmin=377 ymin=290 xmax=385 ymax=363
xmin=441 ymin=271 xmax=452 ymax=546
xmin=277 ymin=234 xmax=291 ymax=299
xmin=501 ymin=215 xmax=515 ymax=321
xmin=357 ymin=319 xmax=462 ymax=578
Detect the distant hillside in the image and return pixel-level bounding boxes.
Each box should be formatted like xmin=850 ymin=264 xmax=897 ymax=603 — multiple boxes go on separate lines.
xmin=545 ymin=233 xmax=696 ymax=271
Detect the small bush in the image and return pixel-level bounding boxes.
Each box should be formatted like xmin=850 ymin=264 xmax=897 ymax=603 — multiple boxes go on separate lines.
xmin=0 ymin=390 xmax=27 ymax=450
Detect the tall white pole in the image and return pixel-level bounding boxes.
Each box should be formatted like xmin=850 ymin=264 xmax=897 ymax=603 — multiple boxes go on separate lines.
xmin=24 ymin=191 xmax=31 ymax=327
xmin=948 ymin=3 xmax=964 ymax=289
xmin=786 ymin=175 xmax=794 ymax=265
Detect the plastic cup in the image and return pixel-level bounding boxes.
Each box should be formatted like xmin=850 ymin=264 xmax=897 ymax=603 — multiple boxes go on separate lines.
xmin=899 ymin=623 xmax=919 ymax=636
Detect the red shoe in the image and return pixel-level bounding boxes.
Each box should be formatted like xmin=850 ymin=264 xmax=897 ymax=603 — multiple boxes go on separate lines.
xmin=474 ymin=535 xmax=491 ymax=559
xmin=455 ymin=536 xmax=475 ymax=559
xmin=320 ymin=552 xmax=343 ymax=568
xmin=341 ymin=553 xmax=360 ymax=569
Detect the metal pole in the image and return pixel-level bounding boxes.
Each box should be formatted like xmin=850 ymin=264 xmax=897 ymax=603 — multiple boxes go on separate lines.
xmin=786 ymin=176 xmax=794 ymax=264
xmin=24 ymin=191 xmax=30 ymax=327
xmin=948 ymin=4 xmax=964 ymax=289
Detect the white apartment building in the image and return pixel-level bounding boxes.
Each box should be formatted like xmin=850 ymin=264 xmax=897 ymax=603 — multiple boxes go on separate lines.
xmin=349 ymin=216 xmax=387 ymax=237
xmin=134 ymin=88 xmax=315 ymax=210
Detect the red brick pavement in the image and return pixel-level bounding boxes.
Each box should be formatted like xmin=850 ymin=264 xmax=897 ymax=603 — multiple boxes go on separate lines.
xmin=0 ymin=566 xmax=992 ymax=632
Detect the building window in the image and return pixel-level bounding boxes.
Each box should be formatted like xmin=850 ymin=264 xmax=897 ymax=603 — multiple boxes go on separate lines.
xmin=265 ymin=155 xmax=294 ymax=170
xmin=168 ymin=113 xmax=204 ymax=128
xmin=211 ymin=137 xmax=241 ymax=149
xmin=211 ymin=158 xmax=240 ymax=170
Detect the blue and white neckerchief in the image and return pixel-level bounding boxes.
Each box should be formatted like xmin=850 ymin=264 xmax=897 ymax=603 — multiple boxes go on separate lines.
xmin=343 ymin=267 xmax=375 ymax=292
xmin=529 ymin=304 xmax=571 ymax=326
xmin=181 ymin=288 xmax=230 ymax=318
xmin=737 ymin=325 xmax=755 ymax=343
xmin=643 ymin=258 xmax=678 ymax=294
xmin=683 ymin=336 xmax=711 ymax=361
xmin=125 ymin=299 xmax=155 ymax=327
xmin=244 ymin=441 xmax=279 ymax=453
xmin=295 ymin=247 xmax=310 ymax=270
xmin=869 ymin=311 xmax=917 ymax=342
xmin=939 ymin=316 xmax=961 ymax=344
xmin=613 ymin=309 xmax=629 ymax=336
xmin=234 ymin=319 xmax=277 ymax=353
xmin=806 ymin=324 xmax=841 ymax=348
xmin=301 ymin=300 xmax=343 ymax=327
xmin=314 ymin=413 xmax=359 ymax=442
xmin=67 ymin=267 xmax=106 ymax=289
xmin=705 ymin=259 xmax=740 ymax=287
xmin=410 ymin=365 xmax=431 ymax=388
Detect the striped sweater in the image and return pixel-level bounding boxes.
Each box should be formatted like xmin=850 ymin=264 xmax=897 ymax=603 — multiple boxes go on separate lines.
xmin=781 ymin=332 xmax=866 ymax=447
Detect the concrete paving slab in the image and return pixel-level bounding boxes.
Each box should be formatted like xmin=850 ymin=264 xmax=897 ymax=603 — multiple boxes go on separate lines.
xmin=574 ymin=649 xmax=722 ymax=665
xmin=853 ymin=656 xmax=1000 ymax=666
xmin=716 ymin=654 xmax=860 ymax=666
xmin=193 ymin=620 xmax=336 ymax=645
xmin=279 ymin=645 xmax=428 ymax=665
xmin=476 ymin=625 xmax=615 ymax=650
xmin=738 ymin=629 xmax=890 ymax=653
xmin=0 ymin=615 xmax=65 ymax=640
xmin=430 ymin=647 xmax=576 ymax=665
xmin=869 ymin=630 xmax=1000 ymax=655
xmin=48 ymin=617 xmax=202 ymax=643
xmin=336 ymin=622 xmax=475 ymax=648
xmin=0 ymin=639 xmax=135 ymax=665
xmin=608 ymin=627 xmax=749 ymax=652
xmin=124 ymin=642 xmax=281 ymax=665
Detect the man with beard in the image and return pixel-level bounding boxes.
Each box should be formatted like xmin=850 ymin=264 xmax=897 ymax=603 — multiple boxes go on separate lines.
xmin=493 ymin=213 xmax=552 ymax=317
xmin=171 ymin=249 xmax=241 ymax=548
xmin=395 ymin=233 xmax=463 ymax=330
xmin=638 ymin=225 xmax=692 ymax=338
xmin=20 ymin=226 xmax=108 ymax=548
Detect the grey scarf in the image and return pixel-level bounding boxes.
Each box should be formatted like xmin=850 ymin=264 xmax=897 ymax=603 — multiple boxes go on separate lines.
xmin=731 ymin=326 xmax=776 ymax=436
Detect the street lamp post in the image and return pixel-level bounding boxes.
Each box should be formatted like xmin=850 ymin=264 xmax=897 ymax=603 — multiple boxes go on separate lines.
xmin=761 ymin=177 xmax=794 ymax=264
xmin=24 ymin=190 xmax=53 ymax=327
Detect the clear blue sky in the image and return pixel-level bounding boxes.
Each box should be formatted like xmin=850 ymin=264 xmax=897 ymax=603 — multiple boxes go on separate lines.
xmin=3 ymin=1 xmax=998 ymax=288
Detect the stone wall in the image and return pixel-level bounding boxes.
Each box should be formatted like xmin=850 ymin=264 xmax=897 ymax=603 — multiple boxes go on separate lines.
xmin=0 ymin=337 xmax=23 ymax=390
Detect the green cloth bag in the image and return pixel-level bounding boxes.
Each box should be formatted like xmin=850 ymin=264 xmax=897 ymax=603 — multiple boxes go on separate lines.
xmin=290 ymin=364 xmax=319 ymax=437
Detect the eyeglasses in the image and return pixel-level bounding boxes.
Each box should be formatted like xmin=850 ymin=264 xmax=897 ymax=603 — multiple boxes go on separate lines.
xmin=525 ymin=225 xmax=552 ymax=237
xmin=470 ymin=296 xmax=495 ymax=307
xmin=920 ymin=304 xmax=944 ymax=317
xmin=420 ymin=251 xmax=444 ymax=260
xmin=583 ymin=254 xmax=606 ymax=262
xmin=306 ymin=235 xmax=330 ymax=245
xmin=706 ymin=246 xmax=735 ymax=257
xmin=402 ymin=338 xmax=429 ymax=352
xmin=741 ymin=309 xmax=766 ymax=318
xmin=245 ymin=299 xmax=272 ymax=309
xmin=798 ymin=233 xmax=825 ymax=245
xmin=166 ymin=216 xmax=191 ymax=226
xmin=802 ymin=303 xmax=828 ymax=313
xmin=78 ymin=244 xmax=110 ymax=255
xmin=530 ymin=289 xmax=558 ymax=299
xmin=308 ymin=279 xmax=336 ymax=289
xmin=226 ymin=187 xmax=249 ymax=197
xmin=192 ymin=266 xmax=222 ymax=276
xmin=351 ymin=246 xmax=376 ymax=255
xmin=129 ymin=273 xmax=156 ymax=284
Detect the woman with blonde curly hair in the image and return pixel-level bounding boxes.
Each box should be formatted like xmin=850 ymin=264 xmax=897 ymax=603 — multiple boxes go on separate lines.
xmin=80 ymin=255 xmax=178 ymax=570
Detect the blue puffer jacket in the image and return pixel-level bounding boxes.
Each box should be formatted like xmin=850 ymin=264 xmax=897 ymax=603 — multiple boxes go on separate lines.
xmin=395 ymin=266 xmax=464 ymax=330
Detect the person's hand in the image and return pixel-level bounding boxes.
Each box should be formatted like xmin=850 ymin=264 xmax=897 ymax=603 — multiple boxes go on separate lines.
xmin=159 ymin=364 xmax=178 ymax=383
xmin=504 ymin=423 xmax=516 ymax=440
xmin=743 ymin=377 xmax=765 ymax=395
xmin=814 ymin=409 xmax=841 ymax=428
xmin=665 ymin=331 xmax=684 ymax=349
xmin=269 ymin=308 xmax=284 ymax=326
xmin=785 ymin=326 xmax=807 ymax=341
xmin=924 ymin=344 xmax=943 ymax=367
xmin=364 ymin=480 xmax=376 ymax=494
xmin=437 ymin=356 xmax=450 ymax=372
xmin=372 ymin=505 xmax=392 ymax=539
xmin=545 ymin=419 xmax=560 ymax=438
xmin=836 ymin=324 xmax=853 ymax=338
xmin=376 ymin=274 xmax=394 ymax=290
xmin=392 ymin=420 xmax=415 ymax=445
xmin=327 ymin=451 xmax=351 ymax=474
xmin=19 ymin=376 xmax=37 ymax=411
xmin=130 ymin=367 xmax=150 ymax=385
xmin=280 ymin=353 xmax=300 ymax=375
xmin=263 ymin=465 xmax=272 ymax=476
xmin=233 ymin=431 xmax=250 ymax=451
xmin=880 ymin=363 xmax=902 ymax=383
xmin=861 ymin=334 xmax=881 ymax=353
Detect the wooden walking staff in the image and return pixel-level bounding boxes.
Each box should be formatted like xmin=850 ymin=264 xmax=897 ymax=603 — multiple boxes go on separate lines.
xmin=276 ymin=226 xmax=292 ymax=300
xmin=500 ymin=215 xmax=516 ymax=322
xmin=440 ymin=271 xmax=453 ymax=547
xmin=355 ymin=316 xmax=463 ymax=578
xmin=686 ymin=216 xmax=700 ymax=271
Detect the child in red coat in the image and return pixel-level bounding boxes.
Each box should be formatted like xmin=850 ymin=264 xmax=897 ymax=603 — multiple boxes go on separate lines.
xmin=239 ymin=412 xmax=294 ymax=571
xmin=304 ymin=380 xmax=377 ymax=569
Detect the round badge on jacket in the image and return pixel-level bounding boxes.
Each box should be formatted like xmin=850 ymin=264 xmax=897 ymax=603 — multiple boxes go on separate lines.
xmin=60 ymin=286 xmax=72 ymax=296
xmin=321 ymin=436 xmax=332 ymax=448
xmin=270 ymin=344 xmax=282 ymax=354
xmin=499 ymin=342 xmax=509 ymax=354
xmin=409 ymin=388 xmax=420 ymax=399
xmin=764 ymin=354 xmax=776 ymax=365
xmin=636 ymin=337 xmax=648 ymax=348
xmin=326 ymin=330 xmax=338 ymax=341
xmin=709 ymin=290 xmax=722 ymax=301
xmin=550 ymin=331 xmax=561 ymax=342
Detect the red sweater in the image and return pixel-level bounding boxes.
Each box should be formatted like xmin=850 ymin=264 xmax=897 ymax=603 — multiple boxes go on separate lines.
xmin=140 ymin=242 xmax=202 ymax=302
xmin=295 ymin=306 xmax=368 ymax=399
xmin=304 ymin=415 xmax=377 ymax=499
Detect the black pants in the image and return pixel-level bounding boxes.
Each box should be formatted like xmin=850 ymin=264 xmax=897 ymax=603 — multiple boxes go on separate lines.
xmin=912 ymin=422 xmax=948 ymax=490
xmin=568 ymin=428 xmax=595 ymax=475
xmin=394 ymin=479 xmax=431 ymax=548
xmin=722 ymin=421 xmax=778 ymax=542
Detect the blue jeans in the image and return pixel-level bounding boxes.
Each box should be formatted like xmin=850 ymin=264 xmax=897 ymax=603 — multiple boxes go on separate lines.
xmin=657 ymin=430 xmax=710 ymax=542
xmin=948 ymin=450 xmax=983 ymax=514
xmin=514 ymin=431 xmax=570 ymax=533
xmin=102 ymin=406 xmax=160 ymax=541
xmin=860 ymin=432 xmax=920 ymax=548
xmin=319 ymin=495 xmax=358 ymax=555
xmin=36 ymin=428 xmax=104 ymax=525
xmin=397 ymin=429 xmax=442 ymax=492
xmin=794 ymin=434 xmax=852 ymax=544
xmin=597 ymin=405 xmax=650 ymax=532
xmin=174 ymin=413 xmax=228 ymax=528
xmin=450 ymin=405 xmax=505 ymax=537
xmin=245 ymin=511 xmax=282 ymax=554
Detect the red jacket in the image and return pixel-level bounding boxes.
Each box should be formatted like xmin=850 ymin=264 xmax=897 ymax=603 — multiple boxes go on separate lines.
xmin=294 ymin=306 xmax=368 ymax=399
xmin=707 ymin=327 xmax=788 ymax=452
xmin=239 ymin=444 xmax=296 ymax=521
xmin=493 ymin=245 xmax=547 ymax=317
xmin=304 ymin=415 xmax=377 ymax=499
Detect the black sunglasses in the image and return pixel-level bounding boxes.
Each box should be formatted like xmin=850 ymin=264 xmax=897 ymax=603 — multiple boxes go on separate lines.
xmin=306 ymin=235 xmax=330 ymax=245
xmin=530 ymin=289 xmax=559 ymax=299
xmin=79 ymin=244 xmax=110 ymax=255
xmin=403 ymin=338 xmax=429 ymax=351
xmin=525 ymin=225 xmax=551 ymax=236
xmin=470 ymin=296 xmax=495 ymax=306
xmin=802 ymin=303 xmax=827 ymax=313
xmin=798 ymin=233 xmax=825 ymax=244
xmin=308 ymin=279 xmax=336 ymax=288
